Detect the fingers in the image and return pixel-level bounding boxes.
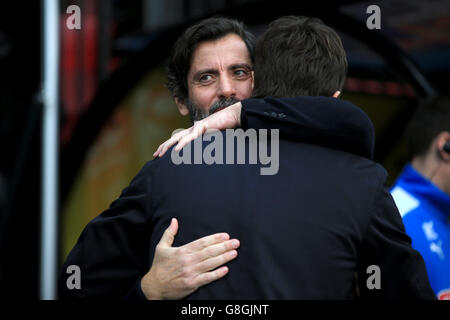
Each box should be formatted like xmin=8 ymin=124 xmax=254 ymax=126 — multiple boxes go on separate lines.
xmin=154 ymin=127 xmax=191 ymax=158
xmin=158 ymin=218 xmax=178 ymax=248
xmin=190 ymin=244 xmax=240 ymax=289
xmin=153 ymin=121 xmax=208 ymax=158
xmin=192 ymin=239 xmax=240 ymax=263
xmin=174 ymin=124 xmax=205 ymax=152
xmin=182 ymin=232 xmax=230 ymax=253
xmin=193 ymin=266 xmax=230 ymax=288
xmin=195 ymin=247 xmax=238 ymax=274
xmin=180 ymin=234 xmax=239 ymax=271
xmin=186 ymin=238 xmax=240 ymax=275
xmin=153 ymin=130 xmax=186 ymax=158
xmin=153 ymin=106 xmax=242 ymax=158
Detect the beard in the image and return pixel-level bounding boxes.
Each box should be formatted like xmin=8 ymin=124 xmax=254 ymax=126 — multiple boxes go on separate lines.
xmin=185 ymin=97 xmax=240 ymax=123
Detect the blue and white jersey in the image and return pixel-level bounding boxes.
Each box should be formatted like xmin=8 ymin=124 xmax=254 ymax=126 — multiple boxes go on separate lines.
xmin=391 ymin=164 xmax=450 ymax=300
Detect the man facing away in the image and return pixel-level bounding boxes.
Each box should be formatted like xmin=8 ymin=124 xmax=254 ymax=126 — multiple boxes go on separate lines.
xmin=154 ymin=16 xmax=436 ymax=299
xmin=60 ymin=16 xmax=376 ymax=299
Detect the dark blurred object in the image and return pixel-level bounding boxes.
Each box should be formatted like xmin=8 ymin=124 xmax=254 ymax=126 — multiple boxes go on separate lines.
xmin=0 ymin=1 xmax=41 ymax=299
xmin=0 ymin=172 xmax=7 ymax=235
xmin=0 ymin=31 xmax=11 ymax=59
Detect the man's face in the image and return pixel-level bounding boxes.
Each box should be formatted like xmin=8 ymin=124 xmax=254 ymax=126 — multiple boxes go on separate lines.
xmin=176 ymin=33 xmax=253 ymax=122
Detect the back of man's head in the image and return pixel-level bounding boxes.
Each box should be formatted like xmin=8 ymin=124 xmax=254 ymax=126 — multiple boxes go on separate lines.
xmin=252 ymin=16 xmax=347 ymax=98
xmin=167 ymin=17 xmax=255 ymax=104
xmin=405 ymin=96 xmax=450 ymax=160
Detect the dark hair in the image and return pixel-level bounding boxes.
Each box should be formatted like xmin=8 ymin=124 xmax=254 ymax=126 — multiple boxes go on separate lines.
xmin=405 ymin=96 xmax=450 ymax=159
xmin=166 ymin=17 xmax=255 ymax=103
xmin=252 ymin=16 xmax=348 ymax=98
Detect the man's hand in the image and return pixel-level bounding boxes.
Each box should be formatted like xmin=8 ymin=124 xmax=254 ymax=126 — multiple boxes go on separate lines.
xmin=141 ymin=218 xmax=240 ymax=300
xmin=153 ymin=102 xmax=242 ymax=158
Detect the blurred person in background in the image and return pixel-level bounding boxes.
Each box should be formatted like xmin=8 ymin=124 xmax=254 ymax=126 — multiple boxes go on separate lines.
xmin=390 ymin=96 xmax=450 ymax=300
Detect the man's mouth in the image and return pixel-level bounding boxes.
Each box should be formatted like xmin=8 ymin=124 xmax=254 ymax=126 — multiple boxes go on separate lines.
xmin=210 ymin=106 xmax=226 ymax=114
xmin=209 ymin=97 xmax=239 ymax=115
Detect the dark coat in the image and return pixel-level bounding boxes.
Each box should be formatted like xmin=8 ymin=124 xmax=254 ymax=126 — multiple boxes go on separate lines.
xmin=59 ymin=97 xmax=435 ymax=300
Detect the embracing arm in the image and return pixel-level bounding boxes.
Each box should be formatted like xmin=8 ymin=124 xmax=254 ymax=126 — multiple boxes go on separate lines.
xmin=58 ymin=161 xmax=239 ymax=300
xmin=154 ymin=96 xmax=374 ymax=160
xmin=58 ymin=162 xmax=155 ymax=299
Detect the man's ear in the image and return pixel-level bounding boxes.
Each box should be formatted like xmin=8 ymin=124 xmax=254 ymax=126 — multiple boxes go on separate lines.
xmin=436 ymin=131 xmax=450 ymax=161
xmin=332 ymin=91 xmax=341 ymax=98
xmin=175 ymin=98 xmax=189 ymax=116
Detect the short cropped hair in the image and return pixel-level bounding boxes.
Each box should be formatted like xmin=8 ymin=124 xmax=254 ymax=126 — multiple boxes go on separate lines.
xmin=252 ymin=16 xmax=348 ymax=98
xmin=405 ymin=96 xmax=450 ymax=159
xmin=166 ymin=17 xmax=255 ymax=103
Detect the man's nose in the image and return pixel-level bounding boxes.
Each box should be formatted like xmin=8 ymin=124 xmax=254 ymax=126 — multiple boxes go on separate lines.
xmin=217 ymin=75 xmax=236 ymax=98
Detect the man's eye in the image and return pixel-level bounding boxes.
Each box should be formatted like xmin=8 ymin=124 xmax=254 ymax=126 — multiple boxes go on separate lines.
xmin=234 ymin=69 xmax=248 ymax=77
xmin=199 ymin=74 xmax=213 ymax=82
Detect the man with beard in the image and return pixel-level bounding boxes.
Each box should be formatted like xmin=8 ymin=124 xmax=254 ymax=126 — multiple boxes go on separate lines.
xmin=59 ymin=17 xmax=253 ymax=300
xmin=59 ymin=17 xmax=377 ymax=299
